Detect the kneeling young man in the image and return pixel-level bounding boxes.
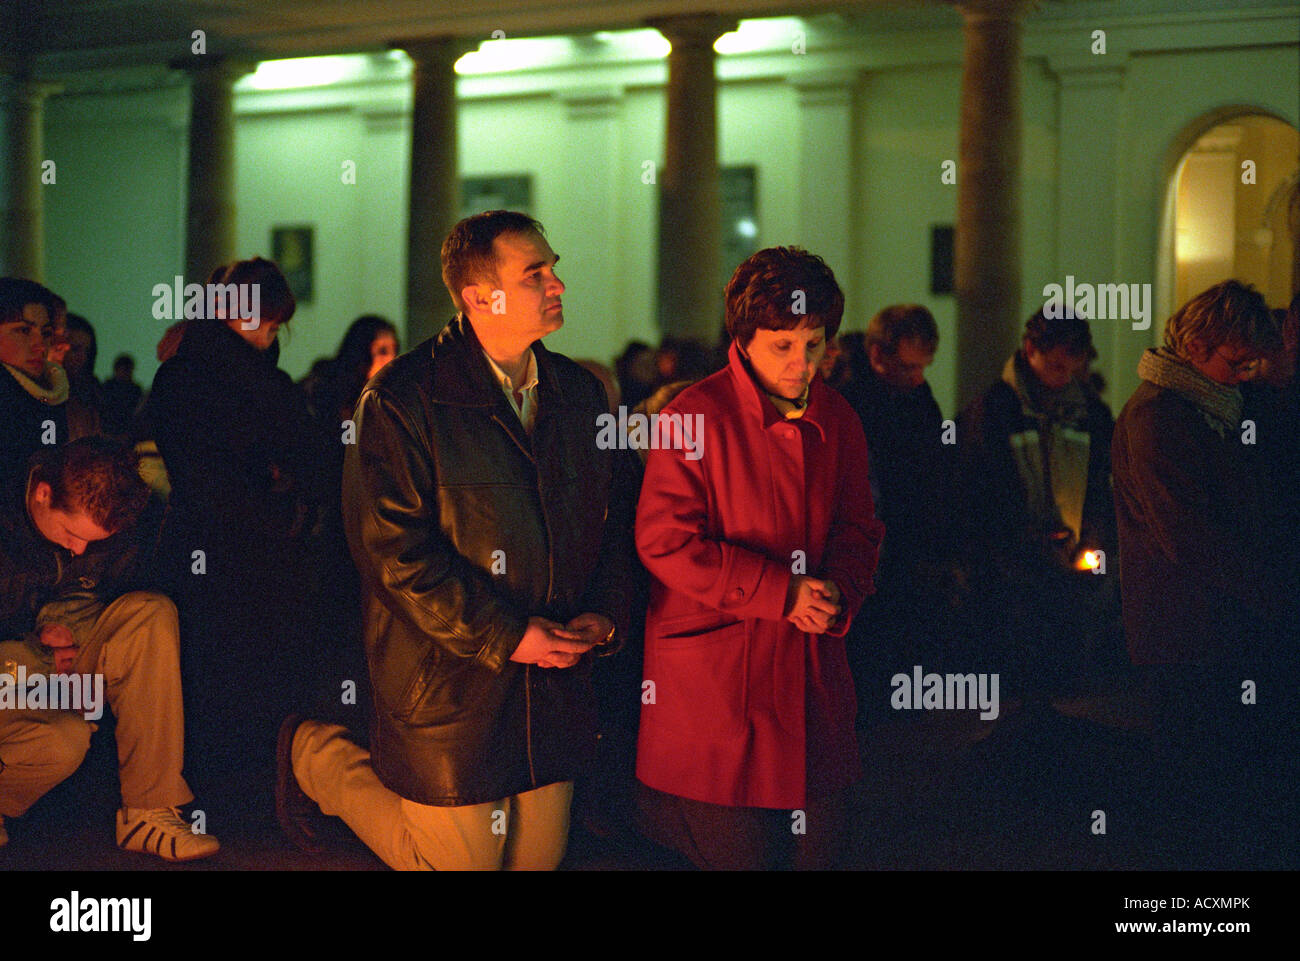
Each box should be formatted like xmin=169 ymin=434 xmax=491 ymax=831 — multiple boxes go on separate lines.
xmin=0 ymin=438 xmax=218 ymax=861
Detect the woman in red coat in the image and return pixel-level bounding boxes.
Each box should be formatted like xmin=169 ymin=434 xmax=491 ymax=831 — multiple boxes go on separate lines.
xmin=635 ymin=247 xmax=884 ymax=869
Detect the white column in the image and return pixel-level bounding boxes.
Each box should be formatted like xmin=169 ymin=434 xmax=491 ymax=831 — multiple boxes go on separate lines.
xmin=0 ymin=62 xmax=59 ymax=279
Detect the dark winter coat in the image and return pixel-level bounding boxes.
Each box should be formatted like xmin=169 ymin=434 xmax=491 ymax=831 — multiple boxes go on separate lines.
xmin=148 ymin=319 xmax=336 ymax=578
xmin=957 ymin=369 xmax=1116 ymax=577
xmin=0 ymin=365 xmax=68 ymax=497
xmin=342 ymin=315 xmax=631 ymax=806
xmin=838 ymin=366 xmax=954 ymax=585
xmin=147 ymin=319 xmax=341 ymax=774
xmin=1113 ymin=381 xmax=1283 ymax=664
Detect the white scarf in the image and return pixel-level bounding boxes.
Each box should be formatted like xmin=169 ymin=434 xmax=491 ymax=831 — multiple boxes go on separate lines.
xmin=3 ymin=361 xmax=70 ymax=406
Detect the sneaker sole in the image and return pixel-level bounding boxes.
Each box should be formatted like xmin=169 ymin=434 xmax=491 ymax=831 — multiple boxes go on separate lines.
xmin=116 ymin=829 xmax=219 ymax=863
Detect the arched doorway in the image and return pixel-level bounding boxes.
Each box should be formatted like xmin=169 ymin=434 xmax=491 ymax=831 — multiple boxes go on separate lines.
xmin=1156 ymin=112 xmax=1299 ymax=340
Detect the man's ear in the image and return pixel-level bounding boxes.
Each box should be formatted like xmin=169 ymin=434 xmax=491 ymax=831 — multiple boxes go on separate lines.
xmin=32 ymin=480 xmax=52 ymax=506
xmin=461 ymin=282 xmax=492 ymax=315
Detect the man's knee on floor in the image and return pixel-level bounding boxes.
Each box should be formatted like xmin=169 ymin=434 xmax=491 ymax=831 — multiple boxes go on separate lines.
xmin=118 ymin=591 xmax=179 ymax=626
xmin=1 ymin=714 xmax=92 ymax=784
xmin=104 ymin=592 xmax=180 ymax=651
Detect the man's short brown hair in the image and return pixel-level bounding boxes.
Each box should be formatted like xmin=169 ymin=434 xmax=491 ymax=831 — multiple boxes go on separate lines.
xmin=1164 ymin=279 xmax=1279 ymax=360
xmin=1024 ymin=305 xmax=1096 ymax=359
xmin=724 ymin=247 xmax=844 ymax=347
xmin=441 ymin=210 xmax=547 ymax=312
xmin=865 ymin=304 xmax=939 ymax=355
xmin=29 ymin=437 xmax=149 ymax=534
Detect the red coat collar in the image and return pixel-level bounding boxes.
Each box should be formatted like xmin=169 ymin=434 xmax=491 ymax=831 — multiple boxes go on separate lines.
xmin=726 ymin=339 xmax=828 ymax=442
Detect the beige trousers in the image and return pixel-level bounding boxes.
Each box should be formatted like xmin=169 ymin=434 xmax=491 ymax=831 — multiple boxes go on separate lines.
xmin=293 ymin=720 xmax=573 ymax=870
xmin=0 ymin=591 xmax=192 ymax=817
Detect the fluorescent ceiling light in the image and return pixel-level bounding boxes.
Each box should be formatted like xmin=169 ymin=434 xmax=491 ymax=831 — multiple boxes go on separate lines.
xmin=244 ymin=55 xmax=358 ymax=90
xmin=715 ymin=18 xmax=807 ymax=55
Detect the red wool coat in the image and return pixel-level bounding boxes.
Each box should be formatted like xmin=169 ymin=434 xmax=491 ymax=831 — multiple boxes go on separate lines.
xmin=635 ymin=341 xmax=884 ymax=809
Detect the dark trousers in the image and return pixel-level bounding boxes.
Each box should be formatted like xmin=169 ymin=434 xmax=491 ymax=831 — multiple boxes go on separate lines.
xmin=636 ymin=782 xmax=849 ymax=870
xmin=1139 ymin=662 xmax=1293 ymax=866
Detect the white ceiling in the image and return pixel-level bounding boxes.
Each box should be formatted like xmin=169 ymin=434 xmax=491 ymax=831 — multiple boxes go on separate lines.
xmin=1 ymin=0 xmax=1262 ymax=72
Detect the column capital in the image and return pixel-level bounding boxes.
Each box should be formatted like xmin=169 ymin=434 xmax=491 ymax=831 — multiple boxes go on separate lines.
xmin=950 ymin=0 xmax=1036 ymax=24
xmin=0 ymin=74 xmax=62 ymax=107
xmin=391 ymin=36 xmax=476 ymax=66
xmin=646 ymin=14 xmax=739 ymax=50
xmin=1045 ymin=53 xmax=1129 ymax=85
xmin=170 ymin=56 xmax=256 ymax=86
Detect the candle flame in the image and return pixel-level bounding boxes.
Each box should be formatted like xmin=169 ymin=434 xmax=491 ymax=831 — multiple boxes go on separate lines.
xmin=1075 ymin=550 xmax=1101 ymax=571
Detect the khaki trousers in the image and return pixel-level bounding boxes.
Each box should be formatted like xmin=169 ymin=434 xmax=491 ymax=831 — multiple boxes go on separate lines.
xmin=0 ymin=592 xmax=192 ymax=817
xmin=293 ymin=720 xmax=572 ymax=870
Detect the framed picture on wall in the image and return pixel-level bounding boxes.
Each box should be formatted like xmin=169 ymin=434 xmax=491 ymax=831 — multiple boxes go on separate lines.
xmin=461 ymin=176 xmax=532 ymax=219
xmin=271 ymin=225 xmax=314 ymax=303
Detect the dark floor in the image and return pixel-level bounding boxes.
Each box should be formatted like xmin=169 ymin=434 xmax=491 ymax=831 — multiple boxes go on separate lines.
xmin=2 ymin=675 xmax=1293 ymax=871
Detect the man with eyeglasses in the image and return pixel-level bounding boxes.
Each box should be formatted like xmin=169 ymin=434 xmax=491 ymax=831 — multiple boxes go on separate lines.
xmin=1112 ymin=279 xmax=1291 ymax=867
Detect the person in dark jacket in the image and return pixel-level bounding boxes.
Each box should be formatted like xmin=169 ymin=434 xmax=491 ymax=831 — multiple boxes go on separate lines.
xmin=837 ymin=305 xmax=957 ymax=723
xmin=279 ymin=211 xmax=630 ymax=870
xmin=957 ymin=305 xmax=1119 ymax=695
xmin=0 ymin=279 xmax=68 ymax=497
xmin=0 ymin=438 xmax=219 ymax=860
xmin=148 ymin=257 xmax=339 ymax=809
xmin=62 ymin=313 xmax=103 ymax=440
xmin=304 ymin=314 xmax=400 ymax=428
xmin=100 ymin=353 xmax=144 ymax=441
xmin=1112 ymin=280 xmax=1291 ymax=865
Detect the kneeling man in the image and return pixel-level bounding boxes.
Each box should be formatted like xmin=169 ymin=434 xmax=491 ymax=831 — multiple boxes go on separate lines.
xmin=0 ymin=438 xmax=218 ymax=861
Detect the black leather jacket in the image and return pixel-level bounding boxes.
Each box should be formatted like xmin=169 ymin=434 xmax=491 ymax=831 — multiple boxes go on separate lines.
xmin=343 ymin=315 xmax=630 ymax=805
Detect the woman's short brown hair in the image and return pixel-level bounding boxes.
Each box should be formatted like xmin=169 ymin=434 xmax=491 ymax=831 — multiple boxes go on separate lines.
xmin=724 ymin=247 xmax=844 ymax=347
xmin=1164 ymin=279 xmax=1279 ymax=360
xmin=206 ymin=257 xmax=296 ymax=326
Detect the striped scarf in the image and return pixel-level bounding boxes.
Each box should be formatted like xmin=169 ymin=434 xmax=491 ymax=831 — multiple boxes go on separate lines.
xmin=1136 ymin=347 xmax=1241 ymax=437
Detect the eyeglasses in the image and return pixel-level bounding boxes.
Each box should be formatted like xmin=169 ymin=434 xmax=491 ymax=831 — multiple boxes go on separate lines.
xmin=1214 ymin=346 xmax=1261 ymax=376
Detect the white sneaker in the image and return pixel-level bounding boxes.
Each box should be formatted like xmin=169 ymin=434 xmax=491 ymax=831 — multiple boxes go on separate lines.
xmin=116 ymin=807 xmax=219 ymax=862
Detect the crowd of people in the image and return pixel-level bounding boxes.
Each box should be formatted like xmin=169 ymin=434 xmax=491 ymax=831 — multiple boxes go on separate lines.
xmin=1 ymin=211 xmax=1296 ymax=869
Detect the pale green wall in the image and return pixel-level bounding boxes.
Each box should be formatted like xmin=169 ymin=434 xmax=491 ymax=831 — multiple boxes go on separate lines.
xmin=43 ymin=84 xmax=186 ymax=386
xmin=235 ymin=108 xmax=382 ymax=378
xmin=855 ymin=64 xmax=960 ymax=415
xmin=31 ymin=5 xmax=1299 ymax=419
